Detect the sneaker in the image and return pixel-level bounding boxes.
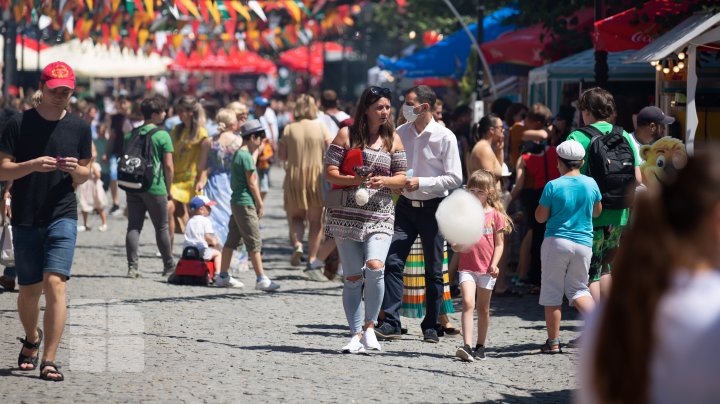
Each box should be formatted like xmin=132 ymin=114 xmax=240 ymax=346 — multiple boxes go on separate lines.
xmin=307 ymin=259 xmax=324 ymax=270
xmin=126 ymin=268 xmax=140 ymax=278
xmin=162 ymin=266 xmax=175 ymax=277
xmin=98 ymin=224 xmax=108 ymax=232
xmin=473 ymin=344 xmax=486 ymax=360
xmin=423 ymin=328 xmax=440 ymax=343
xmin=341 ymin=334 xmax=366 ymax=354
xmin=304 ymin=268 xmax=329 ymax=282
xmin=110 ymin=205 xmax=123 ymax=217
xmin=374 ymin=323 xmax=402 ymax=341
xmin=291 ymin=244 xmax=303 ymax=266
xmin=214 ymin=274 xmax=244 ymax=288
xmin=360 ymin=329 xmax=382 ymax=351
xmin=567 ymin=336 xmax=582 ymax=348
xmin=77 ymin=225 xmax=88 ymax=232
xmin=455 ymin=344 xmax=475 ymax=362
xmin=255 ymin=276 xmax=280 ymax=292
xmin=0 ymin=275 xmax=15 ymax=291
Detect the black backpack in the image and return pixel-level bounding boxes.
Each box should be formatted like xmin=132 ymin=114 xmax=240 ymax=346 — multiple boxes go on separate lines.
xmin=577 ymin=124 xmax=635 ymax=210
xmin=117 ymin=125 xmax=161 ymax=193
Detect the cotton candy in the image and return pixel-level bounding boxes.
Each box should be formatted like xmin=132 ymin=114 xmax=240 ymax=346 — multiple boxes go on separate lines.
xmin=435 ymin=189 xmax=485 ymax=247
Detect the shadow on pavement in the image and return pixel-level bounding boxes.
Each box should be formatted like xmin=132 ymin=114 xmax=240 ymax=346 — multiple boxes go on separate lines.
xmin=490 ymin=342 xmax=544 ymax=358
xmin=479 ymin=388 xmax=574 ymax=403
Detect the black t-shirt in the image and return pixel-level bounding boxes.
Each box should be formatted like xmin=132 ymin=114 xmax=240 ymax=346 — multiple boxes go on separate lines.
xmin=0 ymin=109 xmax=92 ymax=226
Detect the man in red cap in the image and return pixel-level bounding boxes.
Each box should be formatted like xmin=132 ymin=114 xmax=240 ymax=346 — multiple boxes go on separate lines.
xmin=0 ymin=61 xmax=92 ymax=381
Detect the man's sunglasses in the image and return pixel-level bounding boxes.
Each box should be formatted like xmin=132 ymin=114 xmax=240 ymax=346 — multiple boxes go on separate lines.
xmin=366 ymin=86 xmax=392 ymax=105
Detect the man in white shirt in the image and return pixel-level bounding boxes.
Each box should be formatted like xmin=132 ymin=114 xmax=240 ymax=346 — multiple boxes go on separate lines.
xmin=376 ymin=85 xmax=463 ymax=343
xmin=317 ymin=90 xmax=351 ymax=140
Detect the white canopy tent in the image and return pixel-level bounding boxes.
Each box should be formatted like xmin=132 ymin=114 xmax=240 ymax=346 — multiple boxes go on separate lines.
xmin=624 ymin=13 xmax=720 ymax=154
xmin=41 ymin=39 xmax=172 ymax=78
xmin=1 ymin=38 xmax=172 ymax=78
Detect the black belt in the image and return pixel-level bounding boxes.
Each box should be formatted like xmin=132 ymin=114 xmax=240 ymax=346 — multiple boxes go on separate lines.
xmin=399 ymin=195 xmax=444 ymax=208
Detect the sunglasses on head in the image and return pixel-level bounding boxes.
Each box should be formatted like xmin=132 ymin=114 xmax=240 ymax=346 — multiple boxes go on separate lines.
xmin=366 ymin=86 xmax=392 ymax=105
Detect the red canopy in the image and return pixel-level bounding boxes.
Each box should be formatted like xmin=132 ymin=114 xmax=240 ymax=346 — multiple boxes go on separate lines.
xmin=171 ymin=48 xmax=277 ymax=75
xmin=480 ymin=8 xmax=594 ymax=66
xmin=278 ymin=42 xmax=348 ymax=77
xmin=594 ymin=0 xmax=692 ymax=52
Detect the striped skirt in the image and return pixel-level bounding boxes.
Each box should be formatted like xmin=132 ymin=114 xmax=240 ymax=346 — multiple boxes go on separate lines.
xmin=401 ymin=236 xmax=455 ymax=318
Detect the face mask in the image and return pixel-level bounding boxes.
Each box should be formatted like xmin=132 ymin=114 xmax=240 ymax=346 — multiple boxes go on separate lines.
xmin=402 ymin=104 xmax=422 ymax=123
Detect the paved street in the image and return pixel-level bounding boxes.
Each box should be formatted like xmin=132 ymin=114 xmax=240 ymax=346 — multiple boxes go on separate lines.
xmin=1 ymin=166 xmax=581 ymax=403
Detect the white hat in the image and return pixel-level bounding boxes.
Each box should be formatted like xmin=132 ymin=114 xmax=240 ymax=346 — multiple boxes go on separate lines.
xmin=556 ymin=140 xmax=585 ymax=161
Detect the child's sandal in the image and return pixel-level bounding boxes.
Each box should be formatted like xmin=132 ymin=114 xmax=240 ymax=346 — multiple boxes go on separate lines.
xmin=540 ymin=338 xmax=562 ymax=354
xmin=39 ymin=360 xmax=64 ymax=382
xmin=17 ymin=328 xmax=43 ymax=371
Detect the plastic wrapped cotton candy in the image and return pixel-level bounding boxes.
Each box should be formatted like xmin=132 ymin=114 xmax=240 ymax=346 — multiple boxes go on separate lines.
xmin=435 ymin=189 xmax=485 ymax=247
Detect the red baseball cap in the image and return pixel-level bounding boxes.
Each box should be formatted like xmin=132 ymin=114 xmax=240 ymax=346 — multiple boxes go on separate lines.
xmin=40 ymin=61 xmax=75 ymax=89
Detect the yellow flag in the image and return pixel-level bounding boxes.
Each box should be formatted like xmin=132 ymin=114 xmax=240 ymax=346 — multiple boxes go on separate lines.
xmin=87 ymin=0 xmax=93 ymax=10
xmin=143 ymin=0 xmax=153 ymax=15
xmin=172 ymin=34 xmax=184 ymax=49
xmin=179 ymin=0 xmax=200 ymax=18
xmin=206 ymin=0 xmax=221 ymax=25
xmin=284 ymin=1 xmax=301 ymax=22
xmin=111 ymin=24 xmax=119 ymax=40
xmin=112 ymin=0 xmax=121 ymax=12
xmin=231 ymin=2 xmax=252 ymax=21
xmin=138 ymin=29 xmax=149 ymax=47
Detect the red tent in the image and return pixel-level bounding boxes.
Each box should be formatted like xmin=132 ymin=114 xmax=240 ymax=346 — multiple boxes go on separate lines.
xmin=171 ymin=48 xmax=276 ymax=75
xmin=278 ymin=42 xmax=348 ymax=77
xmin=480 ymin=8 xmax=594 ymax=66
xmin=594 ymin=0 xmax=693 ymax=52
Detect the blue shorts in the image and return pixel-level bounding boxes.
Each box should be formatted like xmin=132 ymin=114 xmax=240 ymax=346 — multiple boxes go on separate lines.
xmin=258 ymin=168 xmax=270 ymax=193
xmin=109 ymin=155 xmax=119 ymax=181
xmin=13 ymin=218 xmax=77 ymax=285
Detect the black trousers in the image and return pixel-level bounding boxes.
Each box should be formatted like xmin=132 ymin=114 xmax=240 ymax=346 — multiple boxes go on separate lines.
xmin=382 ymin=196 xmax=445 ymax=332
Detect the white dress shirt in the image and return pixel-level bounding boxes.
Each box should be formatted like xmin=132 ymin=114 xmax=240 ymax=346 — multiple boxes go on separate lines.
xmin=397 ymin=118 xmax=463 ymax=200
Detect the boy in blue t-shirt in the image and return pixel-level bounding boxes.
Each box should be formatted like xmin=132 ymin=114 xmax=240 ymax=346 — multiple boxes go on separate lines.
xmin=535 ymin=140 xmax=602 ymax=354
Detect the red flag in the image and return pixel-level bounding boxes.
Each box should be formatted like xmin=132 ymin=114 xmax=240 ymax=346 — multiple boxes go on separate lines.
xmin=191 ymin=20 xmax=200 ymax=36
xmin=224 ymin=20 xmax=235 ymax=36
xmin=199 ymin=0 xmax=210 ymax=24
xmin=175 ymin=0 xmax=188 ymax=16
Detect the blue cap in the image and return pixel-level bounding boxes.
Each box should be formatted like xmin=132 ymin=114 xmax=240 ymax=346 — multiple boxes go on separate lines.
xmin=254 ymin=96 xmax=269 ymax=107
xmin=189 ymin=195 xmax=216 ymax=211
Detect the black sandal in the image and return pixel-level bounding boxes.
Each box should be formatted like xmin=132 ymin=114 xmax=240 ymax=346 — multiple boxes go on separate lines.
xmin=39 ymin=360 xmax=64 ymax=382
xmin=17 ymin=328 xmax=43 ymax=371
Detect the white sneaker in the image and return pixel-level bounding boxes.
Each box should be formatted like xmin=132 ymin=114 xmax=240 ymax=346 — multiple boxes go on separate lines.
xmin=98 ymin=224 xmax=108 ymax=232
xmin=214 ymin=274 xmax=244 ymax=288
xmin=77 ymin=225 xmax=88 ymax=232
xmin=341 ymin=335 xmax=366 ymax=354
xmin=255 ymin=276 xmax=280 ymax=291
xmin=360 ymin=329 xmax=382 ymax=351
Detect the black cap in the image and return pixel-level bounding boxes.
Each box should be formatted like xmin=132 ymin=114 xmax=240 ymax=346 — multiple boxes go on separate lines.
xmin=637 ymin=106 xmax=675 ymax=126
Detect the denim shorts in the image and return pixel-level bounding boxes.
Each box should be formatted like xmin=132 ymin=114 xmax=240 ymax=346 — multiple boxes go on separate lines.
xmin=258 ymin=168 xmax=270 ymax=193
xmin=13 ymin=218 xmax=78 ymax=285
xmin=109 ymin=155 xmax=119 ymax=181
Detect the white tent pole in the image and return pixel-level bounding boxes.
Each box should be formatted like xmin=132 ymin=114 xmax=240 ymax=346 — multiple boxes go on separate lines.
xmin=441 ymin=0 xmax=497 ymax=98
xmin=686 ymin=44 xmax=698 ymax=155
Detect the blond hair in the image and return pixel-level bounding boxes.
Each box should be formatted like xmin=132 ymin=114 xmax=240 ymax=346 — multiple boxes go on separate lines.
xmin=467 ymin=169 xmax=513 ymax=233
xmin=293 ymin=94 xmax=318 ymax=120
xmin=215 ymin=108 xmax=237 ymax=133
xmin=226 ymin=101 xmax=248 ymax=120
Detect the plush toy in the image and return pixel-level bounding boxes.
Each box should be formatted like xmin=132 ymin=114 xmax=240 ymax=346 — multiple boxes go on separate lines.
xmin=640 ymin=136 xmax=687 ymax=187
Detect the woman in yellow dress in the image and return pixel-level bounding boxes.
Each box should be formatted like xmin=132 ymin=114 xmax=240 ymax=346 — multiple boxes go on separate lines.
xmin=168 ymin=95 xmax=211 ymax=248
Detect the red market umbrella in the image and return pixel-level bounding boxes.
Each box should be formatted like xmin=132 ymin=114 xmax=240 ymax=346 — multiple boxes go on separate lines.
xmin=278 ymin=41 xmax=348 ymax=77
xmin=171 ymin=48 xmax=276 ymax=75
xmin=480 ymin=8 xmax=594 ymax=66
xmin=593 ymin=0 xmax=693 ymax=52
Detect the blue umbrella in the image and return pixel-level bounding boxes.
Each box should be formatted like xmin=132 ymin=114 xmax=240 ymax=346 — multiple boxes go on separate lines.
xmin=377 ymin=7 xmax=517 ymax=79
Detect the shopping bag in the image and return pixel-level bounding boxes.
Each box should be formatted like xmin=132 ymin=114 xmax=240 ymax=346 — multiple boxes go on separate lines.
xmin=0 ymin=221 xmax=14 ymax=267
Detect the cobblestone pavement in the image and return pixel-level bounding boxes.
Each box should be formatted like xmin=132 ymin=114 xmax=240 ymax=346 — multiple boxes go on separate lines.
xmin=0 ymin=167 xmax=581 ymax=403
